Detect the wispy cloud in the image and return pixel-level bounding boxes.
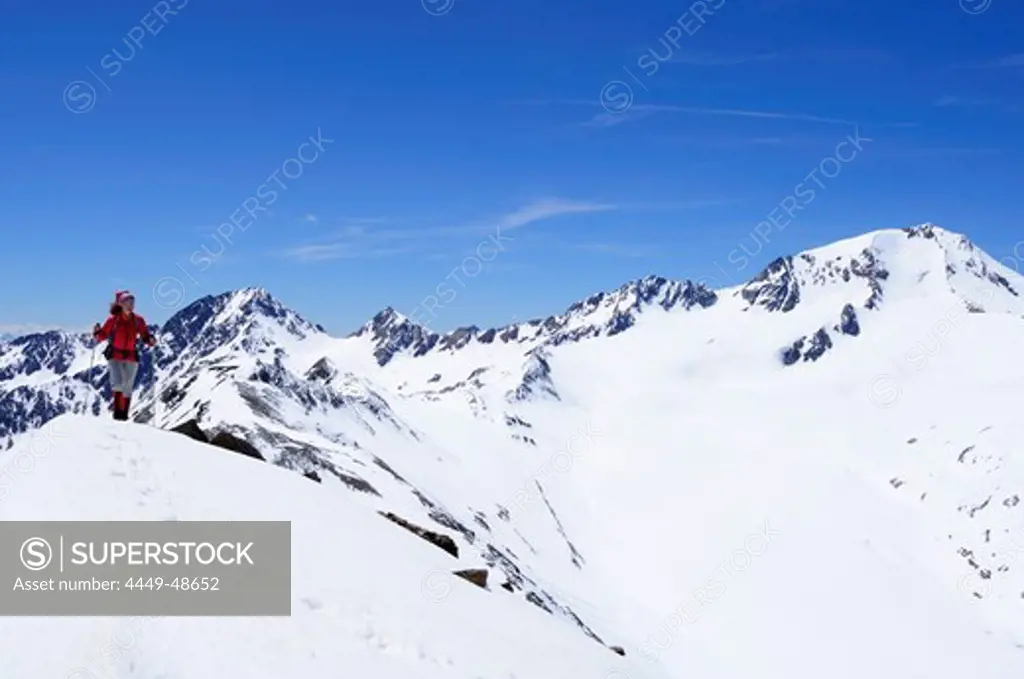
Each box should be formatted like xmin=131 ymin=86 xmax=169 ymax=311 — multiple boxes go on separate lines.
xmin=529 ymin=97 xmax=916 ymax=130
xmin=282 ymin=243 xmax=417 ymax=262
xmin=301 ymin=213 xmax=318 ymax=223
xmin=574 ymin=100 xmax=865 ymax=128
xmin=869 ymin=147 xmax=1002 ymax=159
xmin=791 ymin=46 xmax=893 ymax=64
xmin=958 ymin=54 xmax=1024 ymax=70
xmin=934 ymin=95 xmax=987 ymax=107
xmin=671 ymin=105 xmax=860 ymax=125
xmin=980 ymin=54 xmax=1024 ymax=68
xmin=671 ymin=53 xmax=778 ymax=66
xmin=494 ymin=198 xmax=616 ymax=230
xmin=280 ymin=198 xmax=617 ymax=262
xmin=933 ymin=95 xmax=1020 ymax=113
xmin=659 ymin=134 xmax=825 ymax=149
xmin=582 ymin=105 xmax=662 ymax=128
xmin=669 ymin=46 xmax=891 ymax=66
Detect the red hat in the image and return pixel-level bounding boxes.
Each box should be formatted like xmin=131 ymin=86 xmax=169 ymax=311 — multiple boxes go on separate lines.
xmin=115 ymin=290 xmax=135 ymax=304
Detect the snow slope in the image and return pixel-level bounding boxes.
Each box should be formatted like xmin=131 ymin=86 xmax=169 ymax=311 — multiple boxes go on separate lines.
xmin=0 ymin=415 xmax=669 ymax=679
xmin=521 ymin=297 xmax=1024 ymax=677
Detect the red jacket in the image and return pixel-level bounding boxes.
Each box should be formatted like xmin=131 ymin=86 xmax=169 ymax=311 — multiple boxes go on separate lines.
xmin=94 ymin=313 xmax=153 ymax=362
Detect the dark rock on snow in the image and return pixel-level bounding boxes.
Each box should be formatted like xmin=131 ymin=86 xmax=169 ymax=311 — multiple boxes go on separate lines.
xmin=378 ymin=511 xmax=459 ymax=559
xmin=453 ymin=568 xmax=489 ymax=589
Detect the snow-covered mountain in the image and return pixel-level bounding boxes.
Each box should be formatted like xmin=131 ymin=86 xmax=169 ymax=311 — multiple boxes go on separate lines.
xmin=3 ymin=223 xmax=1024 ymax=678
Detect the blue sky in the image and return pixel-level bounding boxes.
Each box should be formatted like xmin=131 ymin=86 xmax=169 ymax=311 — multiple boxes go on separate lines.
xmin=1 ymin=0 xmax=1022 ymax=336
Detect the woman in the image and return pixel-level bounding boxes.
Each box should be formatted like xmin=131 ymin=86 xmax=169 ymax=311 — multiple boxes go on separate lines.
xmin=93 ymin=290 xmax=157 ymax=420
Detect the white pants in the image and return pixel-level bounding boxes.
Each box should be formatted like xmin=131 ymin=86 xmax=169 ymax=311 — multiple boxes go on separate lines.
xmin=108 ymin=359 xmax=139 ymax=396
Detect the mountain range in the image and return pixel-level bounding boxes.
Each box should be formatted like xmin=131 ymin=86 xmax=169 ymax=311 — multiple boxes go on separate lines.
xmin=2 ymin=222 xmax=1024 ymax=678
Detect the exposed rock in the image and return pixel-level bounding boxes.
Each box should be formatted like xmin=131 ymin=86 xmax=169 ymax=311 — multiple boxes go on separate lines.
xmin=525 ymin=591 xmax=552 ymax=613
xmin=303 ymin=470 xmax=322 ymax=483
xmin=780 ymin=327 xmax=833 ymax=365
xmin=378 ymin=511 xmax=459 ymax=558
xmin=837 ymin=303 xmax=860 ymax=336
xmin=804 ymin=328 xmax=834 ymax=361
xmin=412 ymin=490 xmax=477 ymax=545
xmin=171 ymin=418 xmax=208 ymax=443
xmin=208 ymin=431 xmax=266 ymax=461
xmin=304 ymin=357 xmax=337 ymax=382
xmin=506 ymin=349 xmax=560 ymax=403
xmin=741 ymin=256 xmax=800 ymax=312
xmin=610 ymin=645 xmax=626 ymax=656
xmin=454 ymin=568 xmax=488 ymax=589
xmin=780 ymin=338 xmax=805 ymax=366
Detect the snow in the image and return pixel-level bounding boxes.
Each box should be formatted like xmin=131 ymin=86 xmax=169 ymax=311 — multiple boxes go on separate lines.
xmin=533 ymin=305 xmax=1024 ymax=677
xmin=0 ymin=416 xmax=669 ymax=679
xmin=3 ymin=223 xmax=1024 ymax=677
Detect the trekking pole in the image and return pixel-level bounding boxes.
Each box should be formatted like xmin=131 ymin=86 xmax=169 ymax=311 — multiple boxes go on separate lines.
xmin=87 ymin=336 xmax=98 ymax=413
xmin=147 ymin=339 xmax=161 ymax=427
xmin=152 ymin=368 xmax=160 ymax=427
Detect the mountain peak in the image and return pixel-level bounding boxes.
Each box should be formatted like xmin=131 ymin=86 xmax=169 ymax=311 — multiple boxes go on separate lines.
xmin=737 ymin=222 xmax=1022 ymax=322
xmin=370 ymin=306 xmax=410 ymax=328
xmin=350 ymin=306 xmax=436 ymax=366
xmin=153 ymin=287 xmax=323 ymax=368
xmin=903 ymin=222 xmax=942 ymax=237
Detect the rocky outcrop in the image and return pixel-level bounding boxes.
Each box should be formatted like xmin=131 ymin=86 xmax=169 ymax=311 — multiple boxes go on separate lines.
xmin=379 ymin=511 xmax=459 ymax=558
xmin=171 ymin=418 xmax=208 ymax=443
xmin=454 ymin=568 xmax=488 ymax=589
xmin=168 ymin=419 xmax=265 ymax=462
xmin=209 ymin=431 xmax=266 ymax=461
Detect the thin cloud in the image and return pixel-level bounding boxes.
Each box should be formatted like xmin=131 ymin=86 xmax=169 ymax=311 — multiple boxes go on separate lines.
xmin=672 ymin=105 xmax=859 ymax=125
xmin=658 ymin=135 xmax=825 ymax=149
xmin=958 ymin=54 xmax=1024 ymax=69
xmin=983 ymin=54 xmax=1024 ymax=68
xmin=791 ymin=46 xmax=893 ymax=64
xmin=301 ymin=213 xmax=318 ymax=223
xmin=671 ymin=53 xmax=778 ymax=66
xmin=869 ymin=147 xmax=1002 ymax=159
xmin=495 ymin=198 xmax=617 ymax=230
xmin=933 ymin=95 xmax=1019 ymax=113
xmin=582 ymin=105 xmax=662 ymax=128
xmin=281 ymin=198 xmax=616 ymax=262
xmin=282 ymin=243 xmax=418 ymax=263
xmin=669 ymin=46 xmax=892 ymax=65
xmin=560 ymin=97 xmax=892 ymax=129
xmin=934 ymin=95 xmax=998 ymax=107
